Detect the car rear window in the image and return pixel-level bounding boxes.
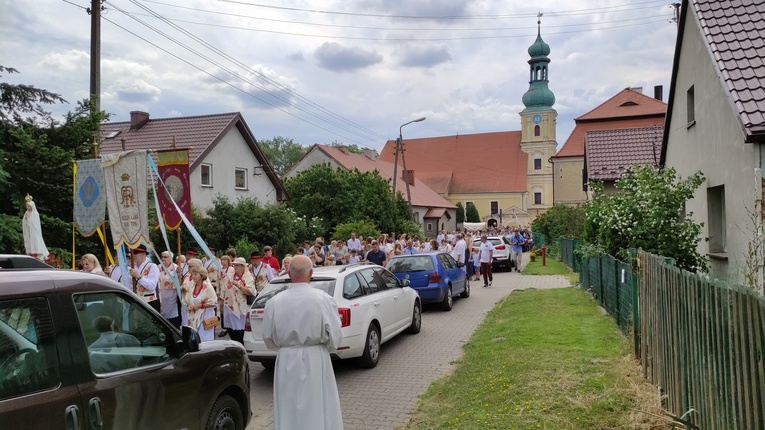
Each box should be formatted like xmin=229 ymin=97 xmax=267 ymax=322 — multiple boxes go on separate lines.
xmin=472 ymin=239 xmax=501 ymax=247
xmin=252 ymin=278 xmax=336 ymax=309
xmin=387 ymin=256 xmax=435 ymax=273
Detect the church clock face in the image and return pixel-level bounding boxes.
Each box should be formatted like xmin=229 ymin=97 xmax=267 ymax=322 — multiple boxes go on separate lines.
xmin=532 ymin=114 xmax=542 ymax=124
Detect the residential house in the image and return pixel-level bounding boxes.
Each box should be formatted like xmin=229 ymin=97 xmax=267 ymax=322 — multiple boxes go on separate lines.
xmin=552 ymin=87 xmax=667 ymax=204
xmin=661 ymin=0 xmax=765 ymax=285
xmin=585 ymin=125 xmax=663 ymax=193
xmin=284 ymin=144 xmax=457 ymax=237
xmin=378 ymin=24 xmax=559 ymax=227
xmin=99 ymin=111 xmax=287 ymax=210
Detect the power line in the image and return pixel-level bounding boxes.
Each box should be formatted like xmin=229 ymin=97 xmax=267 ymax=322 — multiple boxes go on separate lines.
xmin=99 ymin=13 xmax=378 ymax=145
xmin=212 ymin=0 xmax=667 ymax=20
xmin=103 ymin=1 xmax=386 ymax=144
xmin=123 ymin=0 xmax=387 ymax=141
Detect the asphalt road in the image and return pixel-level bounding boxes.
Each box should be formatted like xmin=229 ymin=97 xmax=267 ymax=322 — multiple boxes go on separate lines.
xmin=244 ymin=265 xmax=570 ymax=430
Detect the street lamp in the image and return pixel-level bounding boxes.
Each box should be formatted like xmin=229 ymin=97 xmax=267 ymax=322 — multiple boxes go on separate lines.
xmin=392 ymin=117 xmax=426 ymax=221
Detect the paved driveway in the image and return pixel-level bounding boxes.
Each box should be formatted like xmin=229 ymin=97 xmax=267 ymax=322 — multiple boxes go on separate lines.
xmin=246 ymin=266 xmax=570 ymax=430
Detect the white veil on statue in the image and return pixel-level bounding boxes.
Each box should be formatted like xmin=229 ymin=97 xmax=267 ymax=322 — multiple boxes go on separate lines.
xmin=23 ymin=194 xmax=49 ymax=260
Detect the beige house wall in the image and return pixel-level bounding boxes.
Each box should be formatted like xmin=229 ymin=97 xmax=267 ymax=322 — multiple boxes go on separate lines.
xmin=552 ymin=156 xmax=588 ymax=205
xmin=664 ymin=13 xmax=759 ymax=285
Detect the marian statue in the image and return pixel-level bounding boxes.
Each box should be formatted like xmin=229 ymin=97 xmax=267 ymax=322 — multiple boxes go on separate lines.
xmin=23 ymin=194 xmax=49 ymax=260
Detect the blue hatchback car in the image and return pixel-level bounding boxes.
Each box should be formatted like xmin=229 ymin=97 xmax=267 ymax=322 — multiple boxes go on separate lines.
xmin=385 ymin=252 xmax=469 ymax=311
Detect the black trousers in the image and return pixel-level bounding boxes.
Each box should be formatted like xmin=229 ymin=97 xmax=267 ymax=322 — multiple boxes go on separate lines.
xmin=228 ymin=329 xmax=244 ymax=345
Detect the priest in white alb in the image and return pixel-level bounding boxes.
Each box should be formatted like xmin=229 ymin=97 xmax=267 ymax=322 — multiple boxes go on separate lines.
xmin=262 ymin=254 xmax=344 ymax=430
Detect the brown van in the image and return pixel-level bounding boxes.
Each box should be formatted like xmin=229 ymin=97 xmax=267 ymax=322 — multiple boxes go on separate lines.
xmin=0 ymin=269 xmax=251 ymax=429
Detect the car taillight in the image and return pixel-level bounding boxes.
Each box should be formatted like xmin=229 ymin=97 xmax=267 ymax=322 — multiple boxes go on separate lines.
xmin=338 ymin=308 xmax=351 ymax=327
xmin=428 ymin=272 xmax=441 ymax=283
xmin=495 ymin=245 xmax=505 ymax=250
xmin=245 ymin=312 xmax=251 ymax=332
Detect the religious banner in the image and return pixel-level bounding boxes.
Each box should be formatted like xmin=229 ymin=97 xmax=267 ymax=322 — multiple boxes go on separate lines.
xmin=73 ymin=159 xmax=107 ymax=237
xmin=156 ymin=149 xmax=192 ymax=230
xmin=102 ymin=150 xmax=150 ymax=249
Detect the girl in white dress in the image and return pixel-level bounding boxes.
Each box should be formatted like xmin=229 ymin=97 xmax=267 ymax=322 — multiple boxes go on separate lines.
xmin=183 ymin=266 xmax=218 ymax=341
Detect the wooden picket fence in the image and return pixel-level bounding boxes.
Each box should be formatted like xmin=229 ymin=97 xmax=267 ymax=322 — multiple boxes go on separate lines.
xmin=639 ymin=251 xmax=765 ymax=429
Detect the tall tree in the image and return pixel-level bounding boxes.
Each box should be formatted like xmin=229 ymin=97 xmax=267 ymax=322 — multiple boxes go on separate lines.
xmin=466 ymin=202 xmax=480 ymax=222
xmin=0 ymin=66 xmax=106 ymax=260
xmin=456 ymin=202 xmax=465 ymax=224
xmin=258 ymin=136 xmax=306 ymax=177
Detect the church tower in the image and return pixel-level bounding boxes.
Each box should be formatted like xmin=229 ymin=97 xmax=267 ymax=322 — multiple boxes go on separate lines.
xmin=520 ymin=16 xmax=557 ymax=213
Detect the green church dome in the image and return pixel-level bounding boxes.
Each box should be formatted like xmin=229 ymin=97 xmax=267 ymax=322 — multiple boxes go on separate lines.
xmin=528 ymin=34 xmax=551 ymax=58
xmin=522 ymin=83 xmax=556 ymax=110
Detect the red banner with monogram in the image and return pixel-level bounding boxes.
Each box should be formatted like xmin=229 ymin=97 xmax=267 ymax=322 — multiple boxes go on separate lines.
xmin=157 ymin=149 xmax=192 ymax=230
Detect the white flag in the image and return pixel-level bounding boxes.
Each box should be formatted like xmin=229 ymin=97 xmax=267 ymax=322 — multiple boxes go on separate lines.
xmin=102 ymin=150 xmax=150 ymax=249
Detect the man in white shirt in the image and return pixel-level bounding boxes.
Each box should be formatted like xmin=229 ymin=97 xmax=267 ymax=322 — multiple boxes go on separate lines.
xmin=347 ymin=232 xmax=362 ymax=252
xmin=451 ymin=233 xmax=467 ymax=269
xmin=129 ymin=244 xmax=160 ymax=312
xmin=478 ymin=235 xmax=495 ymax=287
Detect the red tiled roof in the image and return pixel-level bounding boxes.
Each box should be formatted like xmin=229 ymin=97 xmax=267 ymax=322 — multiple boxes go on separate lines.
xmin=555 ymin=89 xmax=666 ymax=158
xmin=99 ymin=112 xmax=287 ymax=200
xmin=585 ymin=126 xmax=663 ymax=181
xmin=315 ymin=145 xmax=455 ymax=209
xmin=694 ymin=0 xmax=765 ymax=138
xmin=423 ymin=208 xmax=447 ymax=218
xmin=377 ymin=131 xmax=527 ymax=194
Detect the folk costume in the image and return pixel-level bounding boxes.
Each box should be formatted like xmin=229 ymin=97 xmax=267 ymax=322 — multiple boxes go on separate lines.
xmin=184 ymin=278 xmax=217 ymax=341
xmin=221 ymin=259 xmax=256 ymax=344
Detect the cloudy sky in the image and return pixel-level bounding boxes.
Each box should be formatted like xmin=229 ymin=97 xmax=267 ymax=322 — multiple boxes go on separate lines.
xmin=2 ymin=0 xmax=678 ymax=151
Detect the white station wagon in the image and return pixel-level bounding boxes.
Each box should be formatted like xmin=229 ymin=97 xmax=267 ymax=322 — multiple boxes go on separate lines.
xmin=244 ymin=263 xmax=421 ymax=369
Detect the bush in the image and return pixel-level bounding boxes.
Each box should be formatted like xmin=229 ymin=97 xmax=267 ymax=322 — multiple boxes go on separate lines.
xmin=331 ymin=219 xmax=380 ymax=242
xmin=532 ymin=204 xmax=585 ymax=240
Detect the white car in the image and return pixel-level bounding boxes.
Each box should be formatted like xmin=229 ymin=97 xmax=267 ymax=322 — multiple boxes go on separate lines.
xmin=244 ymin=263 xmax=421 ymax=369
xmin=472 ymin=236 xmax=513 ymax=271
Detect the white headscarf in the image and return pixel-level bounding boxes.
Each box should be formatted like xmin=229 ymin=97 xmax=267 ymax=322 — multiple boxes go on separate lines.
xmin=23 ymin=199 xmax=49 ymax=260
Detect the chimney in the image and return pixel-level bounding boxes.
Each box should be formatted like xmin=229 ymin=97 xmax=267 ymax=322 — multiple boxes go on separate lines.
xmin=653 ymin=85 xmax=663 ymax=101
xmin=130 ymin=111 xmax=150 ymax=130
xmin=629 ymin=86 xmax=643 ymax=94
xmin=404 ymin=170 xmax=415 ymax=186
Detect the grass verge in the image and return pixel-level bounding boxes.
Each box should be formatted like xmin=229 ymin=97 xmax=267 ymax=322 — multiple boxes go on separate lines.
xmin=522 ymin=256 xmax=571 ymax=276
xmin=403 ymin=287 xmax=669 ymax=430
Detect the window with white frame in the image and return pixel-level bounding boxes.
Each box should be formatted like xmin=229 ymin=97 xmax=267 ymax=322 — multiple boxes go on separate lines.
xmin=533 ymin=187 xmax=543 ymax=205
xmin=707 ymin=185 xmax=726 ymax=253
xmin=687 ymin=85 xmax=695 ymax=126
xmin=200 ymin=164 xmax=212 ymax=187
xmin=235 ymin=168 xmax=247 ymax=190
xmin=426 ymin=223 xmax=433 ymax=231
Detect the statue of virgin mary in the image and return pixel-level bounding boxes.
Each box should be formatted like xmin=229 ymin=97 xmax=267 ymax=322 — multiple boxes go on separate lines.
xmin=23 ymin=194 xmax=49 ymax=260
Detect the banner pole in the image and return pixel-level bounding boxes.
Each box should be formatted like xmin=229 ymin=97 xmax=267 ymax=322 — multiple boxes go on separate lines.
xmin=177 ymin=229 xmax=182 ymax=266
xmin=72 ymin=161 xmax=77 ymax=269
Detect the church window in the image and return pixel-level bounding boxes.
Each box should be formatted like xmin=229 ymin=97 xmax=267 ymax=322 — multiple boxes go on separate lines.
xmin=534 ymin=192 xmax=542 ymax=205
xmin=534 ymin=157 xmax=542 ymax=170
xmin=490 ymin=201 xmax=499 ymax=215
xmin=534 ymin=125 xmax=540 ymax=136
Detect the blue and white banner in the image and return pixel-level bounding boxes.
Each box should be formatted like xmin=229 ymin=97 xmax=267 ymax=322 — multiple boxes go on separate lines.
xmin=102 ymin=150 xmax=150 ymax=249
xmin=73 ymin=159 xmax=107 ymax=237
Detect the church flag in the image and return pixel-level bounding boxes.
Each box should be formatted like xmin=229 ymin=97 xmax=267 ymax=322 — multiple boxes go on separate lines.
xmin=73 ymin=159 xmax=106 ymax=237
xmin=102 ymin=150 xmax=150 ymax=249
xmin=156 ymin=149 xmax=192 ymax=230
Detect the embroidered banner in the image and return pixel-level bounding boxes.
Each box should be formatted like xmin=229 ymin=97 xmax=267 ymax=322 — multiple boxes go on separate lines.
xmin=102 ymin=150 xmax=150 ymax=249
xmin=73 ymin=159 xmax=106 ymax=237
xmin=157 ymin=149 xmax=192 ymax=230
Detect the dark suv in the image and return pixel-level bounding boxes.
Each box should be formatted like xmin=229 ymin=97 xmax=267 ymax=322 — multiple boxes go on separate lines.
xmin=0 ymin=269 xmax=251 ymax=430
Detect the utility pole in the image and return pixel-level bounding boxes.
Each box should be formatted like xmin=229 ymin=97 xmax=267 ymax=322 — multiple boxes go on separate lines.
xmin=670 ymin=3 xmax=681 ymax=27
xmin=88 ymin=0 xmax=104 ymax=113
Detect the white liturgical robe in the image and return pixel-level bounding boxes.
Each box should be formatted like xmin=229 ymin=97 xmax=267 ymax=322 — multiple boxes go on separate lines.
xmin=262 ymin=283 xmax=344 ymax=430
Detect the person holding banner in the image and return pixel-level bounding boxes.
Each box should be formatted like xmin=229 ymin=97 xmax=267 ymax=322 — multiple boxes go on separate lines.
xmin=221 ymin=257 xmax=256 ymax=345
xmin=159 ymin=251 xmax=181 ymax=328
xmin=129 ymin=245 xmax=160 ymax=313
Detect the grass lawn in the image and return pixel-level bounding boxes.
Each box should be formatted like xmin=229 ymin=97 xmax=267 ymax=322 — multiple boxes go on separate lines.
xmin=403 ymin=287 xmax=668 ymax=430
xmin=522 ymin=255 xmax=570 ymax=276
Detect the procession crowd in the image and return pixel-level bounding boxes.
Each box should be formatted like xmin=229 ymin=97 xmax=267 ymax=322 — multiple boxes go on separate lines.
xmin=74 ymin=226 xmax=533 ymax=343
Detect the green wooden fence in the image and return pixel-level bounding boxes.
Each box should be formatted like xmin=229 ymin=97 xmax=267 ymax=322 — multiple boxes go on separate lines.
xmin=579 ymin=251 xmax=635 ymax=334
xmin=638 ymin=251 xmax=765 ymax=429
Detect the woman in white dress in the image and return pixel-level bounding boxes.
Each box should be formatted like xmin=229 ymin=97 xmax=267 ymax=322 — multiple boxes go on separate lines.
xmin=158 ymin=251 xmax=181 ymax=328
xmin=216 ymin=255 xmax=235 ymax=337
xmin=183 ymin=266 xmax=217 ymax=341
xmin=220 ymin=257 xmax=256 ymax=345
xmin=81 ymin=254 xmax=106 ymax=276
xmin=22 ymin=196 xmax=49 ymax=260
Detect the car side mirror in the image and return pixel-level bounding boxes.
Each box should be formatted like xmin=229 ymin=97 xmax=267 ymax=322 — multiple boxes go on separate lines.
xmin=400 ymin=278 xmax=410 ymax=288
xmin=181 ymin=325 xmax=200 ymax=352
xmin=457 ymin=262 xmax=465 ymax=268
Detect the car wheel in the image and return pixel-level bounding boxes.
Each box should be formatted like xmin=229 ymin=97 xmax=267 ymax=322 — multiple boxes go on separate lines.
xmin=440 ymin=286 xmax=453 ymax=311
xmin=460 ymin=278 xmax=471 ymax=298
xmin=260 ymin=360 xmax=275 ymax=371
xmin=205 ymin=395 xmax=243 ymax=430
xmin=406 ymin=301 xmax=421 ymax=334
xmin=359 ymin=324 xmax=381 ymax=368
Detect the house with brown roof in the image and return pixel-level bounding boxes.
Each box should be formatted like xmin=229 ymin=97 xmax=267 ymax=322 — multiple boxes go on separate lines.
xmin=585 ymin=125 xmax=663 ymax=193
xmin=99 ymin=111 xmax=287 ymax=210
xmin=551 ymin=88 xmax=666 ymax=204
xmin=661 ymin=0 xmax=765 ymax=286
xmin=378 ymin=24 xmax=559 ymax=227
xmin=284 ymin=144 xmax=457 ymax=237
